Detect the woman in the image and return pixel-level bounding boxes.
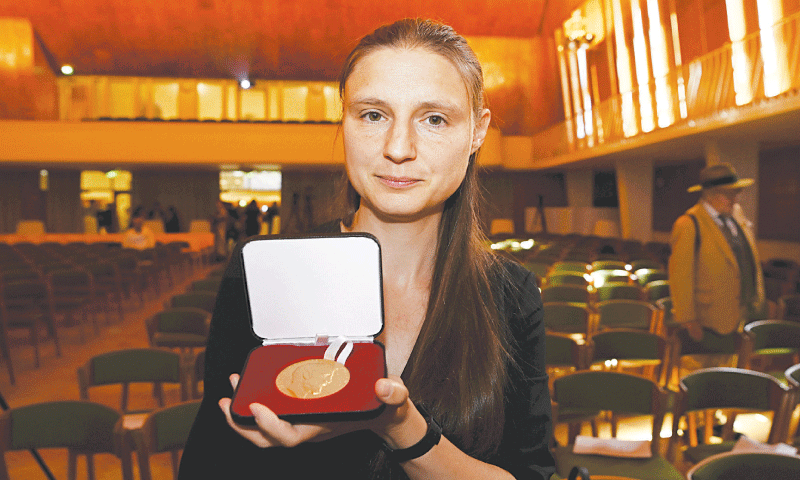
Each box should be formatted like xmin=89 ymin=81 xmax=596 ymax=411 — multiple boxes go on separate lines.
xmin=179 ymin=18 xmax=554 ymax=480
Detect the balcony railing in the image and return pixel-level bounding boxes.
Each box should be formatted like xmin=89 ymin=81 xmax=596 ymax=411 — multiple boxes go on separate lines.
xmin=534 ymin=10 xmax=799 ymax=159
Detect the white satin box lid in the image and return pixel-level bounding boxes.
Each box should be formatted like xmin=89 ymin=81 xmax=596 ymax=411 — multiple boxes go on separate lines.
xmin=241 ymin=234 xmax=384 ymax=345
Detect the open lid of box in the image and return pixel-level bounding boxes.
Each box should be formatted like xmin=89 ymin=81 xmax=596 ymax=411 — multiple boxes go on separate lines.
xmin=241 ymin=234 xmax=384 ymax=345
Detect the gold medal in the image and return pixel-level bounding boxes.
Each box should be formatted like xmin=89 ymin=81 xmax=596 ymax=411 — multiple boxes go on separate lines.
xmin=276 ymin=358 xmax=351 ymax=399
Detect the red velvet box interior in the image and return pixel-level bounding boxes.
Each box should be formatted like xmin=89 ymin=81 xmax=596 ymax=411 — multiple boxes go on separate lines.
xmin=231 ymin=342 xmax=386 ymax=423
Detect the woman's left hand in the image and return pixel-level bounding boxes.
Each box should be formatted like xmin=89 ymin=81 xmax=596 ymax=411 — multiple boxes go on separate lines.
xmin=218 ymin=373 xmax=416 ymax=448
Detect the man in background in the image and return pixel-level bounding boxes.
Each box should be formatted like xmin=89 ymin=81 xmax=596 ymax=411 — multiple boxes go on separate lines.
xmin=668 ymin=163 xmax=765 ymax=369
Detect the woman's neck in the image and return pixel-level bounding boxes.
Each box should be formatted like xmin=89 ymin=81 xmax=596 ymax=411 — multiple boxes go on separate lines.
xmin=344 ymin=208 xmax=440 ymax=290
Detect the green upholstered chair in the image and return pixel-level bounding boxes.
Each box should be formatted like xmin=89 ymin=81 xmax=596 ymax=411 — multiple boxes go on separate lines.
xmin=633 ymin=268 xmax=668 ymax=287
xmin=644 ymin=280 xmax=670 ymax=303
xmin=0 ymin=400 xmax=132 ymax=480
xmin=740 ymin=320 xmax=800 ymax=376
xmin=541 ymin=285 xmax=592 ymax=305
xmin=669 ymin=367 xmax=795 ymax=465
xmin=145 ymin=308 xmax=210 ymax=354
xmin=546 ymin=333 xmax=597 ymax=443
xmin=78 ymin=348 xmax=187 ymax=413
xmin=588 ymin=329 xmax=668 ymax=387
xmin=551 ymin=370 xmax=683 ymax=480
xmin=590 ymin=260 xmax=628 ymax=272
xmin=594 ymin=283 xmax=643 ymax=303
xmin=628 ymin=259 xmax=663 ymax=272
xmin=189 ymin=277 xmax=222 ymax=294
xmin=595 ymin=300 xmax=658 ymax=332
xmin=687 ymin=451 xmax=800 ymax=480
xmin=543 ymin=302 xmax=594 ymax=337
xmin=47 ymin=267 xmax=99 ymax=337
xmin=0 ymin=278 xmax=60 ymax=384
xmin=552 ymin=261 xmax=592 ymax=274
xmin=590 ymin=270 xmax=632 ymax=288
xmin=133 ymin=400 xmax=201 ymax=480
xmin=546 ymin=272 xmax=592 ymax=288
xmin=165 ymin=291 xmax=217 ymax=314
xmin=546 ymin=332 xmax=587 ymax=377
xmin=84 ymin=260 xmax=126 ymax=323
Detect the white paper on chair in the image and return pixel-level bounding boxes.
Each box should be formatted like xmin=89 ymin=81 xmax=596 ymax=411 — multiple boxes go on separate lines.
xmin=731 ymin=435 xmax=798 ymax=456
xmin=572 ymin=436 xmax=652 ymax=458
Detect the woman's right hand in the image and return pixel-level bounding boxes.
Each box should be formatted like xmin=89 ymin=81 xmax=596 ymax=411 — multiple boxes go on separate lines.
xmin=218 ymin=374 xmax=337 ymax=448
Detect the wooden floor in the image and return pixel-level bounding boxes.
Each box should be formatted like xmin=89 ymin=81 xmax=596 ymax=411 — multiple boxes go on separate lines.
xmin=0 ymin=261 xmax=218 ymax=480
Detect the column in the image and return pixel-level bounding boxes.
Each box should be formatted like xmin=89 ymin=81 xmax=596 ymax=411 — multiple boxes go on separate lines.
xmin=616 ymin=158 xmax=654 ymax=241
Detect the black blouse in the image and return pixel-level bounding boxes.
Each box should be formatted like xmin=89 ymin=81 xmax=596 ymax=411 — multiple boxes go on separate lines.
xmin=179 ymin=230 xmax=554 ymax=480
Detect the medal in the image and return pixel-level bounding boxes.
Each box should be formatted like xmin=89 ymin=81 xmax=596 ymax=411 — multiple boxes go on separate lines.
xmin=275 ymin=337 xmax=354 ymax=399
xmin=276 ymin=358 xmax=350 ymax=399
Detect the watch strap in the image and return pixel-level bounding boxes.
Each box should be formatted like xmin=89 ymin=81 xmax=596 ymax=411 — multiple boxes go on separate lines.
xmin=384 ymin=403 xmax=442 ymax=463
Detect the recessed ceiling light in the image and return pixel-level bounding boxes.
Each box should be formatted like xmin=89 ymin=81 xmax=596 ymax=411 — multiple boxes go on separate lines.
xmin=60 ymin=65 xmax=74 ymax=75
xmin=239 ymin=79 xmax=252 ymax=89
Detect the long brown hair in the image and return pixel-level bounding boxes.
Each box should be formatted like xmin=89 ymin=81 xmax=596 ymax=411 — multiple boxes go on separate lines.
xmin=339 ymin=18 xmax=512 ymax=458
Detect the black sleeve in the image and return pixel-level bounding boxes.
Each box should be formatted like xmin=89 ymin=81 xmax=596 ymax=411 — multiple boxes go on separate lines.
xmin=178 ymin=241 xmax=277 ymax=478
xmin=492 ymin=261 xmax=556 ymax=480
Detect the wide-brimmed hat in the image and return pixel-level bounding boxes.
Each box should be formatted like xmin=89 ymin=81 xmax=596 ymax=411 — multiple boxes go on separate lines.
xmin=688 ymin=163 xmax=754 ymax=193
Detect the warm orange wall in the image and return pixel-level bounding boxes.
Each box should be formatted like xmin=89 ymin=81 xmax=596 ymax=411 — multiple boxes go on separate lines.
xmin=469 ymin=36 xmax=565 ymax=135
xmin=0 ymin=18 xmax=58 ymax=120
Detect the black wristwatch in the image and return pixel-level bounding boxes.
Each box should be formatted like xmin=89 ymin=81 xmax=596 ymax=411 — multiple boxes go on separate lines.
xmin=384 ymin=403 xmax=442 ymax=463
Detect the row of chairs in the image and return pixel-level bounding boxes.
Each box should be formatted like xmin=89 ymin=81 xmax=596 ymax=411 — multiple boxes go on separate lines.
xmin=491 ymin=232 xmax=672 ymax=268
xmin=0 ymin=258 xmax=224 ymax=479
xmin=0 ymin=397 xmax=201 ymax=480
xmin=549 ymin=364 xmax=800 ymax=480
xmin=0 ymin=242 xmax=196 ymax=385
xmin=548 ymin=318 xmax=800 ymax=386
xmin=544 ymin=299 xmax=665 ymax=338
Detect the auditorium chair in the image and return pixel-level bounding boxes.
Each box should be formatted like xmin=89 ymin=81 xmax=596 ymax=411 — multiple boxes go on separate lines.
xmin=0 ymin=400 xmax=132 ymax=480
xmin=668 ymin=367 xmax=794 ymax=465
xmin=551 ymin=370 xmax=683 ymax=480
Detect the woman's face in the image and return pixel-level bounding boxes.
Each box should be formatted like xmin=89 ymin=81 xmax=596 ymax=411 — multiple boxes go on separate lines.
xmin=342 ymin=47 xmax=490 ymax=222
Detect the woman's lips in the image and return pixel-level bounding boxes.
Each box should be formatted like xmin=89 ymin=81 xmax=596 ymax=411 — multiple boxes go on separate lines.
xmin=377 ymin=175 xmax=420 ymax=188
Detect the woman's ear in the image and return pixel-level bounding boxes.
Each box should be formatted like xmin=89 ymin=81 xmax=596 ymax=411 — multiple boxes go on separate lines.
xmin=471 ymin=108 xmax=491 ymax=154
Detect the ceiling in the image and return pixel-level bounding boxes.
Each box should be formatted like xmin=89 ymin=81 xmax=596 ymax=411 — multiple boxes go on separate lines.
xmin=4 ymin=0 xmax=582 ymax=81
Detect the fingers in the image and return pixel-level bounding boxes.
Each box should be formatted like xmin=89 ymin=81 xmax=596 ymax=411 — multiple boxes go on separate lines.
xmin=229 ymin=373 xmax=240 ymax=390
xmin=218 ymin=397 xmax=272 ymax=448
xmin=375 ymin=377 xmax=409 ymax=406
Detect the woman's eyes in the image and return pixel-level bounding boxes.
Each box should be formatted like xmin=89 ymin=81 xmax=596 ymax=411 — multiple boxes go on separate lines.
xmin=426 ymin=115 xmax=445 ymax=126
xmin=360 ymin=111 xmax=447 ymax=126
xmin=362 ymin=111 xmax=384 ymax=122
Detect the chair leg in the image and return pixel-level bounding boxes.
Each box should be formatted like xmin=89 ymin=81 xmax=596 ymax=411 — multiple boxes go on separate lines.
xmin=29 ymin=325 xmax=40 ymax=369
xmin=611 ymin=412 xmax=619 ymax=437
xmin=86 ymin=453 xmax=96 ymax=480
xmin=122 ymin=383 xmax=129 ymax=413
xmin=568 ymin=423 xmax=581 ymax=443
xmin=68 ymin=450 xmax=78 ymax=480
xmin=137 ymin=446 xmax=153 ymax=480
xmin=687 ymin=412 xmax=698 ymax=446
xmin=703 ymin=410 xmax=714 ymax=443
xmin=1 ymin=347 xmax=14 ymax=385
xmin=171 ymin=450 xmax=181 ymax=478
xmin=154 ymin=382 xmax=164 ymax=407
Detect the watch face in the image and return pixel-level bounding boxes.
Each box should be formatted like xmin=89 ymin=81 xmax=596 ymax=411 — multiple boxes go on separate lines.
xmin=275 ymin=359 xmax=351 ymax=399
